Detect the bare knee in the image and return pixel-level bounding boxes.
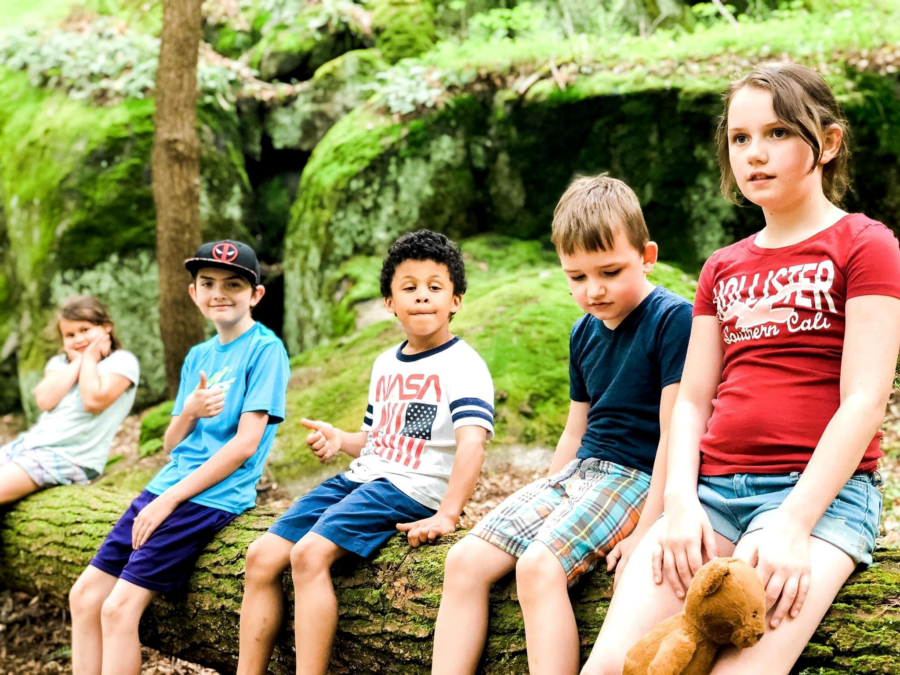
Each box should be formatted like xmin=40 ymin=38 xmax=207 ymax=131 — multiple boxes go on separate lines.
xmin=443 ymin=539 xmax=494 ymax=591
xmin=69 ymin=572 xmax=108 ymax=617
xmin=515 ymin=545 xmax=566 ymax=603
xmin=100 ymin=593 xmax=143 ymax=634
xmin=289 ymin=537 xmax=330 ymax=584
xmin=246 ymin=537 xmax=291 ymax=585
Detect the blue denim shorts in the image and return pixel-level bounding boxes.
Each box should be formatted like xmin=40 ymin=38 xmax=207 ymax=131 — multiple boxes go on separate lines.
xmin=698 ymin=472 xmax=883 ymax=566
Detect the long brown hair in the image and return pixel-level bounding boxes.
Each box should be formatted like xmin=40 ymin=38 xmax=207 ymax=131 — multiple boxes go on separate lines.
xmin=716 ymin=62 xmax=851 ymax=205
xmin=57 ymin=296 xmax=122 ymax=353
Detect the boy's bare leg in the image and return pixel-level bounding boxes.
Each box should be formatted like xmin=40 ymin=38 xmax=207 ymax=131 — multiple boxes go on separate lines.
xmin=237 ymin=533 xmax=295 ymax=675
xmin=581 ymin=518 xmax=735 ymax=675
xmin=99 ymin=579 xmax=156 ymax=675
xmin=0 ymin=463 xmax=40 ymax=504
xmin=290 ymin=532 xmax=351 ymax=675
xmin=710 ymin=532 xmax=855 ymax=675
xmin=516 ymin=543 xmax=579 ymax=675
xmin=69 ymin=566 xmax=119 ymax=675
xmin=432 ymin=536 xmax=518 ymax=675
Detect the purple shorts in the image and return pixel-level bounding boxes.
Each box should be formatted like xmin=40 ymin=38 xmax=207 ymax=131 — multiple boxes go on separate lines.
xmin=90 ymin=490 xmax=237 ymax=593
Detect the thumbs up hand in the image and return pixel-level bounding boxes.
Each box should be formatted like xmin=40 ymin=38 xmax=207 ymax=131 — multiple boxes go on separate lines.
xmin=301 ymin=418 xmax=341 ymax=462
xmin=183 ymin=370 xmax=226 ymax=419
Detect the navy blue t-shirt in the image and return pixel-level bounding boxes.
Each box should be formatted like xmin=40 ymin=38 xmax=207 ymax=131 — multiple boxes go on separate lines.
xmin=570 ymin=286 xmax=692 ymax=475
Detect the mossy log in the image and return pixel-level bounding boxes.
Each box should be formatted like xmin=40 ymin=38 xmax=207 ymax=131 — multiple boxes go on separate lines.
xmin=1 ymin=486 xmax=899 ymax=674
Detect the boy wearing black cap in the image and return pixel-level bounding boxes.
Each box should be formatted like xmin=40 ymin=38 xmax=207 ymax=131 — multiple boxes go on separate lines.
xmin=69 ymin=240 xmax=290 ymax=675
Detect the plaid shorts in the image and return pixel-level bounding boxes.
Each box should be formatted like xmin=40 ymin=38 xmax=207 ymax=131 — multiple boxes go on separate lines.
xmin=470 ymin=458 xmax=650 ymax=585
xmin=0 ymin=438 xmax=97 ymax=487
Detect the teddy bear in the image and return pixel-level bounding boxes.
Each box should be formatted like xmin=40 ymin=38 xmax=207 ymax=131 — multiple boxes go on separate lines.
xmin=623 ymin=557 xmax=767 ymax=675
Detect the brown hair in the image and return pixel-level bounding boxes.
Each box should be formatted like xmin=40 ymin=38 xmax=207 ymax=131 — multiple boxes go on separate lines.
xmin=551 ymin=174 xmax=649 ymax=255
xmin=57 ymin=296 xmax=122 ymax=353
xmin=716 ymin=62 xmax=850 ymax=205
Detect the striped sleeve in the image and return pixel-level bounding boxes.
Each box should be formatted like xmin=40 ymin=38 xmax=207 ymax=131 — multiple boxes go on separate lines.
xmin=448 ymin=350 xmax=495 ymax=440
xmin=361 ymin=363 xmax=378 ymax=432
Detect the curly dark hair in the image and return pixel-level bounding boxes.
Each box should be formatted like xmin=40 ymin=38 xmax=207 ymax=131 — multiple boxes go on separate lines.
xmin=380 ymin=230 xmax=467 ymax=302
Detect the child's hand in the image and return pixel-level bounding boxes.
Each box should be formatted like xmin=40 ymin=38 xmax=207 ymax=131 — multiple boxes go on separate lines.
xmin=301 ymin=418 xmax=341 ymax=461
xmin=396 ymin=512 xmax=457 ymax=548
xmin=132 ymin=493 xmax=179 ymax=550
xmin=652 ymin=494 xmax=719 ymax=599
xmin=606 ymin=532 xmax=641 ymax=590
xmin=741 ymin=517 xmax=811 ymax=630
xmin=183 ymin=371 xmax=225 ymax=419
xmin=83 ymin=333 xmax=111 ymax=361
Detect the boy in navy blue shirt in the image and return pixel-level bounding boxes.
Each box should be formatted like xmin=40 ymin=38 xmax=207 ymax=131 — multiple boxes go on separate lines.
xmin=431 ymin=175 xmax=693 ymax=675
xmin=69 ymin=240 xmax=290 ymax=675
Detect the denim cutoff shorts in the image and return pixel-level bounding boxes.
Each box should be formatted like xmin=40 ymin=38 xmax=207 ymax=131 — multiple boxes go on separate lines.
xmin=698 ymin=471 xmax=883 ymax=566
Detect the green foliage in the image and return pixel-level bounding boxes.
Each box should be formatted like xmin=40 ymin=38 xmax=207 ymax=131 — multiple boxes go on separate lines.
xmin=0 ymin=18 xmax=250 ymax=106
xmin=468 ymin=3 xmax=550 ymax=42
xmin=51 ymin=251 xmax=167 ymax=408
xmin=371 ymin=0 xmax=438 ymax=64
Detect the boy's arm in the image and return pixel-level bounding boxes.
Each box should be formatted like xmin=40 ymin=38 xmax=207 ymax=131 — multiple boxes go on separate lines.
xmin=301 ymin=419 xmax=368 ymax=461
xmin=547 ymin=400 xmax=589 ymax=475
xmin=633 ymin=381 xmax=679 ymax=533
xmin=396 ymin=425 xmax=488 ymax=547
xmin=132 ymin=410 xmax=268 ymax=549
xmin=163 ymin=371 xmax=225 ymax=452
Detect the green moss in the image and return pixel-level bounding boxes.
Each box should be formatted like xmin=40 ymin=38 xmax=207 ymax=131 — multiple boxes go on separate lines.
xmin=283 ymin=97 xmax=486 ymax=353
xmin=264 ymin=49 xmax=386 ymax=152
xmin=371 ymin=0 xmax=438 ymax=64
xmin=139 ymin=400 xmax=175 ymax=446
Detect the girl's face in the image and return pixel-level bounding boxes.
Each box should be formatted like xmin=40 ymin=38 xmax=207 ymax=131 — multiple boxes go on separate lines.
xmin=726 ymin=86 xmax=829 ymax=212
xmin=59 ymin=319 xmax=110 ymax=354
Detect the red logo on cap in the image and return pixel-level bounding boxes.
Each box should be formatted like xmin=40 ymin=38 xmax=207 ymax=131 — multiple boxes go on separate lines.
xmin=212 ymin=243 xmax=238 ymax=262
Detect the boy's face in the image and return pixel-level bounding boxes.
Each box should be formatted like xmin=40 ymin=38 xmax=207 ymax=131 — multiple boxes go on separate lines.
xmin=384 ymin=259 xmax=461 ymax=339
xmin=189 ymin=267 xmax=264 ymax=327
xmin=559 ymin=232 xmax=657 ymax=329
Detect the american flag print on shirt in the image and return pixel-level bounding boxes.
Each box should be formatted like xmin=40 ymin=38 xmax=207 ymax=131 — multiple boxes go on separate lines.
xmin=371 ymin=401 xmax=438 ymax=469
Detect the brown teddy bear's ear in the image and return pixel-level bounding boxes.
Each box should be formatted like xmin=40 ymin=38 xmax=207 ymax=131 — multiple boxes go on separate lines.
xmin=696 ymin=558 xmax=731 ymax=597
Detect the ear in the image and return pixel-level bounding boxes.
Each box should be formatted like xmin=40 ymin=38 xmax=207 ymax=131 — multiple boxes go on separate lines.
xmin=384 ymin=296 xmax=396 ymax=316
xmin=695 ymin=558 xmax=731 ymax=597
xmin=250 ymin=285 xmax=266 ymax=307
xmin=642 ymin=241 xmax=659 ymax=274
xmin=451 ymin=293 xmax=462 ymax=315
xmin=819 ymin=123 xmax=843 ymax=165
xmin=188 ymin=283 xmax=199 ymax=305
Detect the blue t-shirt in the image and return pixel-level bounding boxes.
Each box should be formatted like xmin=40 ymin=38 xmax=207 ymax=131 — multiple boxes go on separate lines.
xmin=146 ymin=322 xmax=290 ymax=514
xmin=571 ymin=286 xmax=692 ymax=475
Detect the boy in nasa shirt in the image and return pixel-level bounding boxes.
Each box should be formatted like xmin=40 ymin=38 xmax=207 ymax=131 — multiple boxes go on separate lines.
xmin=235 ymin=230 xmax=493 ymax=675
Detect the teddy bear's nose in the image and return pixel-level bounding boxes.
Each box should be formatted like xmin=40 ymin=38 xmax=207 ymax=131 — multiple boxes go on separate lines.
xmin=756 ymin=633 xmax=764 ymax=641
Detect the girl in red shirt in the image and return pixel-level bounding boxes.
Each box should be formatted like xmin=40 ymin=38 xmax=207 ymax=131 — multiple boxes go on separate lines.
xmin=582 ymin=63 xmax=900 ymax=675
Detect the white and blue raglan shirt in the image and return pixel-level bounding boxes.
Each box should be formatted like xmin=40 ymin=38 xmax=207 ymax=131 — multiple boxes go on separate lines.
xmin=345 ymin=337 xmax=494 ymax=511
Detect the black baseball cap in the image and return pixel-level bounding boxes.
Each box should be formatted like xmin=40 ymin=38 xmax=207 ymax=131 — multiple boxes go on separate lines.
xmin=185 ymin=240 xmax=261 ymax=286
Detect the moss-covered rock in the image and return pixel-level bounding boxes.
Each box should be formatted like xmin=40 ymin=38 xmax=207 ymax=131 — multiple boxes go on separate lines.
xmin=282 ymin=96 xmax=487 ymax=353
xmin=0 ymin=68 xmax=252 ymax=418
xmin=249 ymin=6 xmax=363 ymax=82
xmin=371 ymin=0 xmax=437 ymax=64
xmin=271 ymin=234 xmax=696 ymax=491
xmin=264 ymin=49 xmax=386 ymax=152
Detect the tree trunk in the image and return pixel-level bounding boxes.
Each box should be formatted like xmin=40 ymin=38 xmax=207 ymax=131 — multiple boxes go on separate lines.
xmin=0 ymin=486 xmax=898 ymax=674
xmin=152 ymin=0 xmax=206 ymax=399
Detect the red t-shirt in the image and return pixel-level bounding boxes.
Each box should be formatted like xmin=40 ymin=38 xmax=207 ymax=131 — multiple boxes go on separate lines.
xmin=693 ymin=213 xmax=900 ymax=475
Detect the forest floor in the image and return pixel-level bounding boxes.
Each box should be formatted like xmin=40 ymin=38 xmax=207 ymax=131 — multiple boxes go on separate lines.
xmin=1 ymin=393 xmax=899 ymax=674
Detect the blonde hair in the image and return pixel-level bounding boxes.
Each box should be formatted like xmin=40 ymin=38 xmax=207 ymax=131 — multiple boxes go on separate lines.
xmin=551 ymin=174 xmax=649 ymax=255
xmin=716 ymin=62 xmax=851 ymax=205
